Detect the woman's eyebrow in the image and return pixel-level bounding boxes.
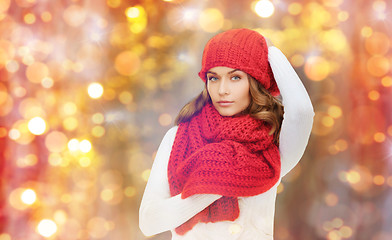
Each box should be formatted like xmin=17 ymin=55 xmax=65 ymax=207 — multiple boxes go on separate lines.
xmin=207 ymin=69 xmax=241 ymax=75
xmin=228 ymin=69 xmax=241 ymax=74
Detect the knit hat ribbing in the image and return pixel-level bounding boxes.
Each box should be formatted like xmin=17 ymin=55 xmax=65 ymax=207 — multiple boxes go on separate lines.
xmin=198 ymin=28 xmax=280 ymax=96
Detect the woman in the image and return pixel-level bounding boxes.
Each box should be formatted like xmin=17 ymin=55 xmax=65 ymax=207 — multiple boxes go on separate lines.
xmin=139 ymin=28 xmax=314 ymax=240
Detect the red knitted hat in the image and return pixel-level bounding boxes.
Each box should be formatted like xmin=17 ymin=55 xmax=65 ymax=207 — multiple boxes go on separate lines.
xmin=198 ymin=28 xmax=280 ymax=96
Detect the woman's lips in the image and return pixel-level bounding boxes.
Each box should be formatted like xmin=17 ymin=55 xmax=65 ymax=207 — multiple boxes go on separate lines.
xmin=217 ymin=101 xmax=234 ymax=107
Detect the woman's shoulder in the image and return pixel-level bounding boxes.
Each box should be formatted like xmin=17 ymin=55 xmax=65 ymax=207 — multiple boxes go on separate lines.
xmin=165 ymin=125 xmax=178 ymax=138
xmin=159 ymin=126 xmax=178 ymax=146
xmin=153 ymin=126 xmax=179 ymax=165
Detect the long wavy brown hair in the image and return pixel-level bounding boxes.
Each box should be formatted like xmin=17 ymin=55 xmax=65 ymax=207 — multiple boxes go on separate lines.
xmin=175 ymin=75 xmax=284 ymax=144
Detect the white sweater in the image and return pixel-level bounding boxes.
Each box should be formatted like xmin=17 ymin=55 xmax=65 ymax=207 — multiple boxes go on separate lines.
xmin=139 ymin=47 xmax=315 ymax=240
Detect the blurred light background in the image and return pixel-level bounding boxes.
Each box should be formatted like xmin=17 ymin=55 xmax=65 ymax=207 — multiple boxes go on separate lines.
xmin=0 ymin=0 xmax=391 ymax=239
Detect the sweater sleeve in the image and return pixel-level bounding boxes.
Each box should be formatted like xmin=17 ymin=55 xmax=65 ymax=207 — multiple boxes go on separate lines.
xmin=268 ymin=46 xmax=315 ymax=177
xmin=139 ymin=126 xmax=221 ymax=236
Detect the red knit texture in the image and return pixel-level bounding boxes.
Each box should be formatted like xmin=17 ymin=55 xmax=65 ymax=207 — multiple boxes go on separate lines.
xmin=168 ymin=102 xmax=281 ymax=235
xmin=198 ymin=28 xmax=280 ymax=96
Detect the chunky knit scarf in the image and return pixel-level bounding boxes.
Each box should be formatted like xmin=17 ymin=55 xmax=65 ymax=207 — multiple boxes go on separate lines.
xmin=168 ymin=102 xmax=281 ymax=235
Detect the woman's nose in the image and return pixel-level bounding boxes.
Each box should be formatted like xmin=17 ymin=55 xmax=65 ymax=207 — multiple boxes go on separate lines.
xmin=218 ymin=78 xmax=230 ymax=95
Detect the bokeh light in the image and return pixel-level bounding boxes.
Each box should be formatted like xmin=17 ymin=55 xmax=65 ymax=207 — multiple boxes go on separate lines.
xmin=28 ymin=117 xmax=47 ymax=135
xmin=125 ymin=5 xmax=147 ymax=33
xmin=21 ymin=189 xmax=37 ymax=205
xmin=254 ymin=0 xmax=275 ymax=18
xmin=9 ymin=188 xmax=36 ymax=210
xmin=17 ymin=154 xmax=38 ymax=168
xmin=0 ymin=0 xmax=11 ymax=14
xmin=19 ymin=98 xmax=46 ymax=119
xmin=304 ymin=56 xmax=330 ymax=81
xmin=45 ymin=131 xmax=68 ymax=153
xmin=26 ymin=62 xmax=50 ymax=84
xmin=63 ymin=5 xmax=86 ymax=27
xmin=87 ymin=217 xmax=110 ymax=238
xmin=288 ymin=3 xmax=302 ymax=15
xmin=41 ymin=11 xmax=52 ymax=22
xmin=24 ymin=13 xmax=36 ymax=24
xmin=367 ymin=56 xmax=390 ymax=77
xmin=68 ymin=138 xmax=80 ymax=152
xmin=63 ymin=117 xmax=78 ymax=131
xmin=199 ymin=8 xmax=224 ymax=33
xmin=37 ymin=219 xmax=57 ymax=238
xmin=1 ymin=1 xmax=392 ymax=240
xmin=114 ymin=51 xmax=141 ymax=76
xmin=158 ymin=113 xmax=172 ymax=126
xmin=125 ymin=7 xmax=140 ymax=18
xmin=88 ymin=83 xmax=104 ymax=99
xmin=79 ymin=139 xmax=92 ymax=153
xmin=92 ymin=126 xmax=105 ymax=138
xmin=79 ymin=157 xmax=91 ymax=167
xmin=365 ymin=31 xmax=390 ymax=55
xmin=328 ymin=105 xmax=342 ymax=119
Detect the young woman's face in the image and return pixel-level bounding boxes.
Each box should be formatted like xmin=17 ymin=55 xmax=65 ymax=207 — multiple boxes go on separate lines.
xmin=206 ymin=66 xmax=251 ymax=116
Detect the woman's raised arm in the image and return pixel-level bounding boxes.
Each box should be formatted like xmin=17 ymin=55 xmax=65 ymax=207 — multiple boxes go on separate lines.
xmin=268 ymin=46 xmax=315 ymax=177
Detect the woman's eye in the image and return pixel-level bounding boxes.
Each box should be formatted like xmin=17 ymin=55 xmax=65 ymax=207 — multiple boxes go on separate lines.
xmin=231 ymin=76 xmax=241 ymax=80
xmin=208 ymin=76 xmax=218 ymax=81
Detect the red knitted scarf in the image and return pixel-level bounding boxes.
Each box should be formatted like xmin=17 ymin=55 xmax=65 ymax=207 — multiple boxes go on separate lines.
xmin=168 ymin=102 xmax=281 ymax=235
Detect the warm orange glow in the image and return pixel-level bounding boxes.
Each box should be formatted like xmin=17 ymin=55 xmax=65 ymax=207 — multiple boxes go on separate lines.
xmin=365 ymin=32 xmax=390 ymax=55
xmin=340 ymin=226 xmax=353 ymax=238
xmin=367 ymin=56 xmax=390 ymax=77
xmin=158 ymin=113 xmax=172 ymax=126
xmin=141 ymin=169 xmax=151 ymax=182
xmin=388 ymin=125 xmax=392 ymax=136
xmin=337 ymin=11 xmax=349 ymax=21
xmin=107 ymin=0 xmax=121 ymax=8
xmin=381 ymin=76 xmax=392 ymax=87
xmin=118 ymin=91 xmax=133 ymax=104
xmin=63 ymin=5 xmax=86 ymax=27
xmin=1 ymin=1 xmax=391 ymax=239
xmin=373 ymin=132 xmax=385 ymax=143
xmin=0 ymin=0 xmax=11 ymax=13
xmin=361 ymin=26 xmax=373 ymax=37
xmin=198 ymin=8 xmax=224 ymax=32
xmin=41 ymin=11 xmax=52 ymax=22
xmin=325 ymin=192 xmax=338 ymax=206
xmin=288 ymin=3 xmax=302 ymax=15
xmin=335 ymin=139 xmax=348 ymax=151
xmin=45 ymin=131 xmax=68 ymax=153
xmin=26 ymin=62 xmax=50 ymax=84
xmin=304 ymin=56 xmax=330 ymax=81
xmin=373 ymin=175 xmax=385 ymax=185
xmin=0 ymin=127 xmax=7 ymax=138
xmin=24 ymin=13 xmax=36 ymax=24
xmin=114 ymin=51 xmax=141 ymax=76
xmin=368 ymin=90 xmax=380 ymax=101
xmin=346 ymin=170 xmax=360 ymax=184
xmin=290 ymin=54 xmax=305 ymax=67
xmin=328 ymin=105 xmax=342 ymax=118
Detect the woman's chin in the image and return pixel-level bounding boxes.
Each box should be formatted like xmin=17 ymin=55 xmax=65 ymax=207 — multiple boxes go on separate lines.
xmin=215 ymin=108 xmax=238 ymax=117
